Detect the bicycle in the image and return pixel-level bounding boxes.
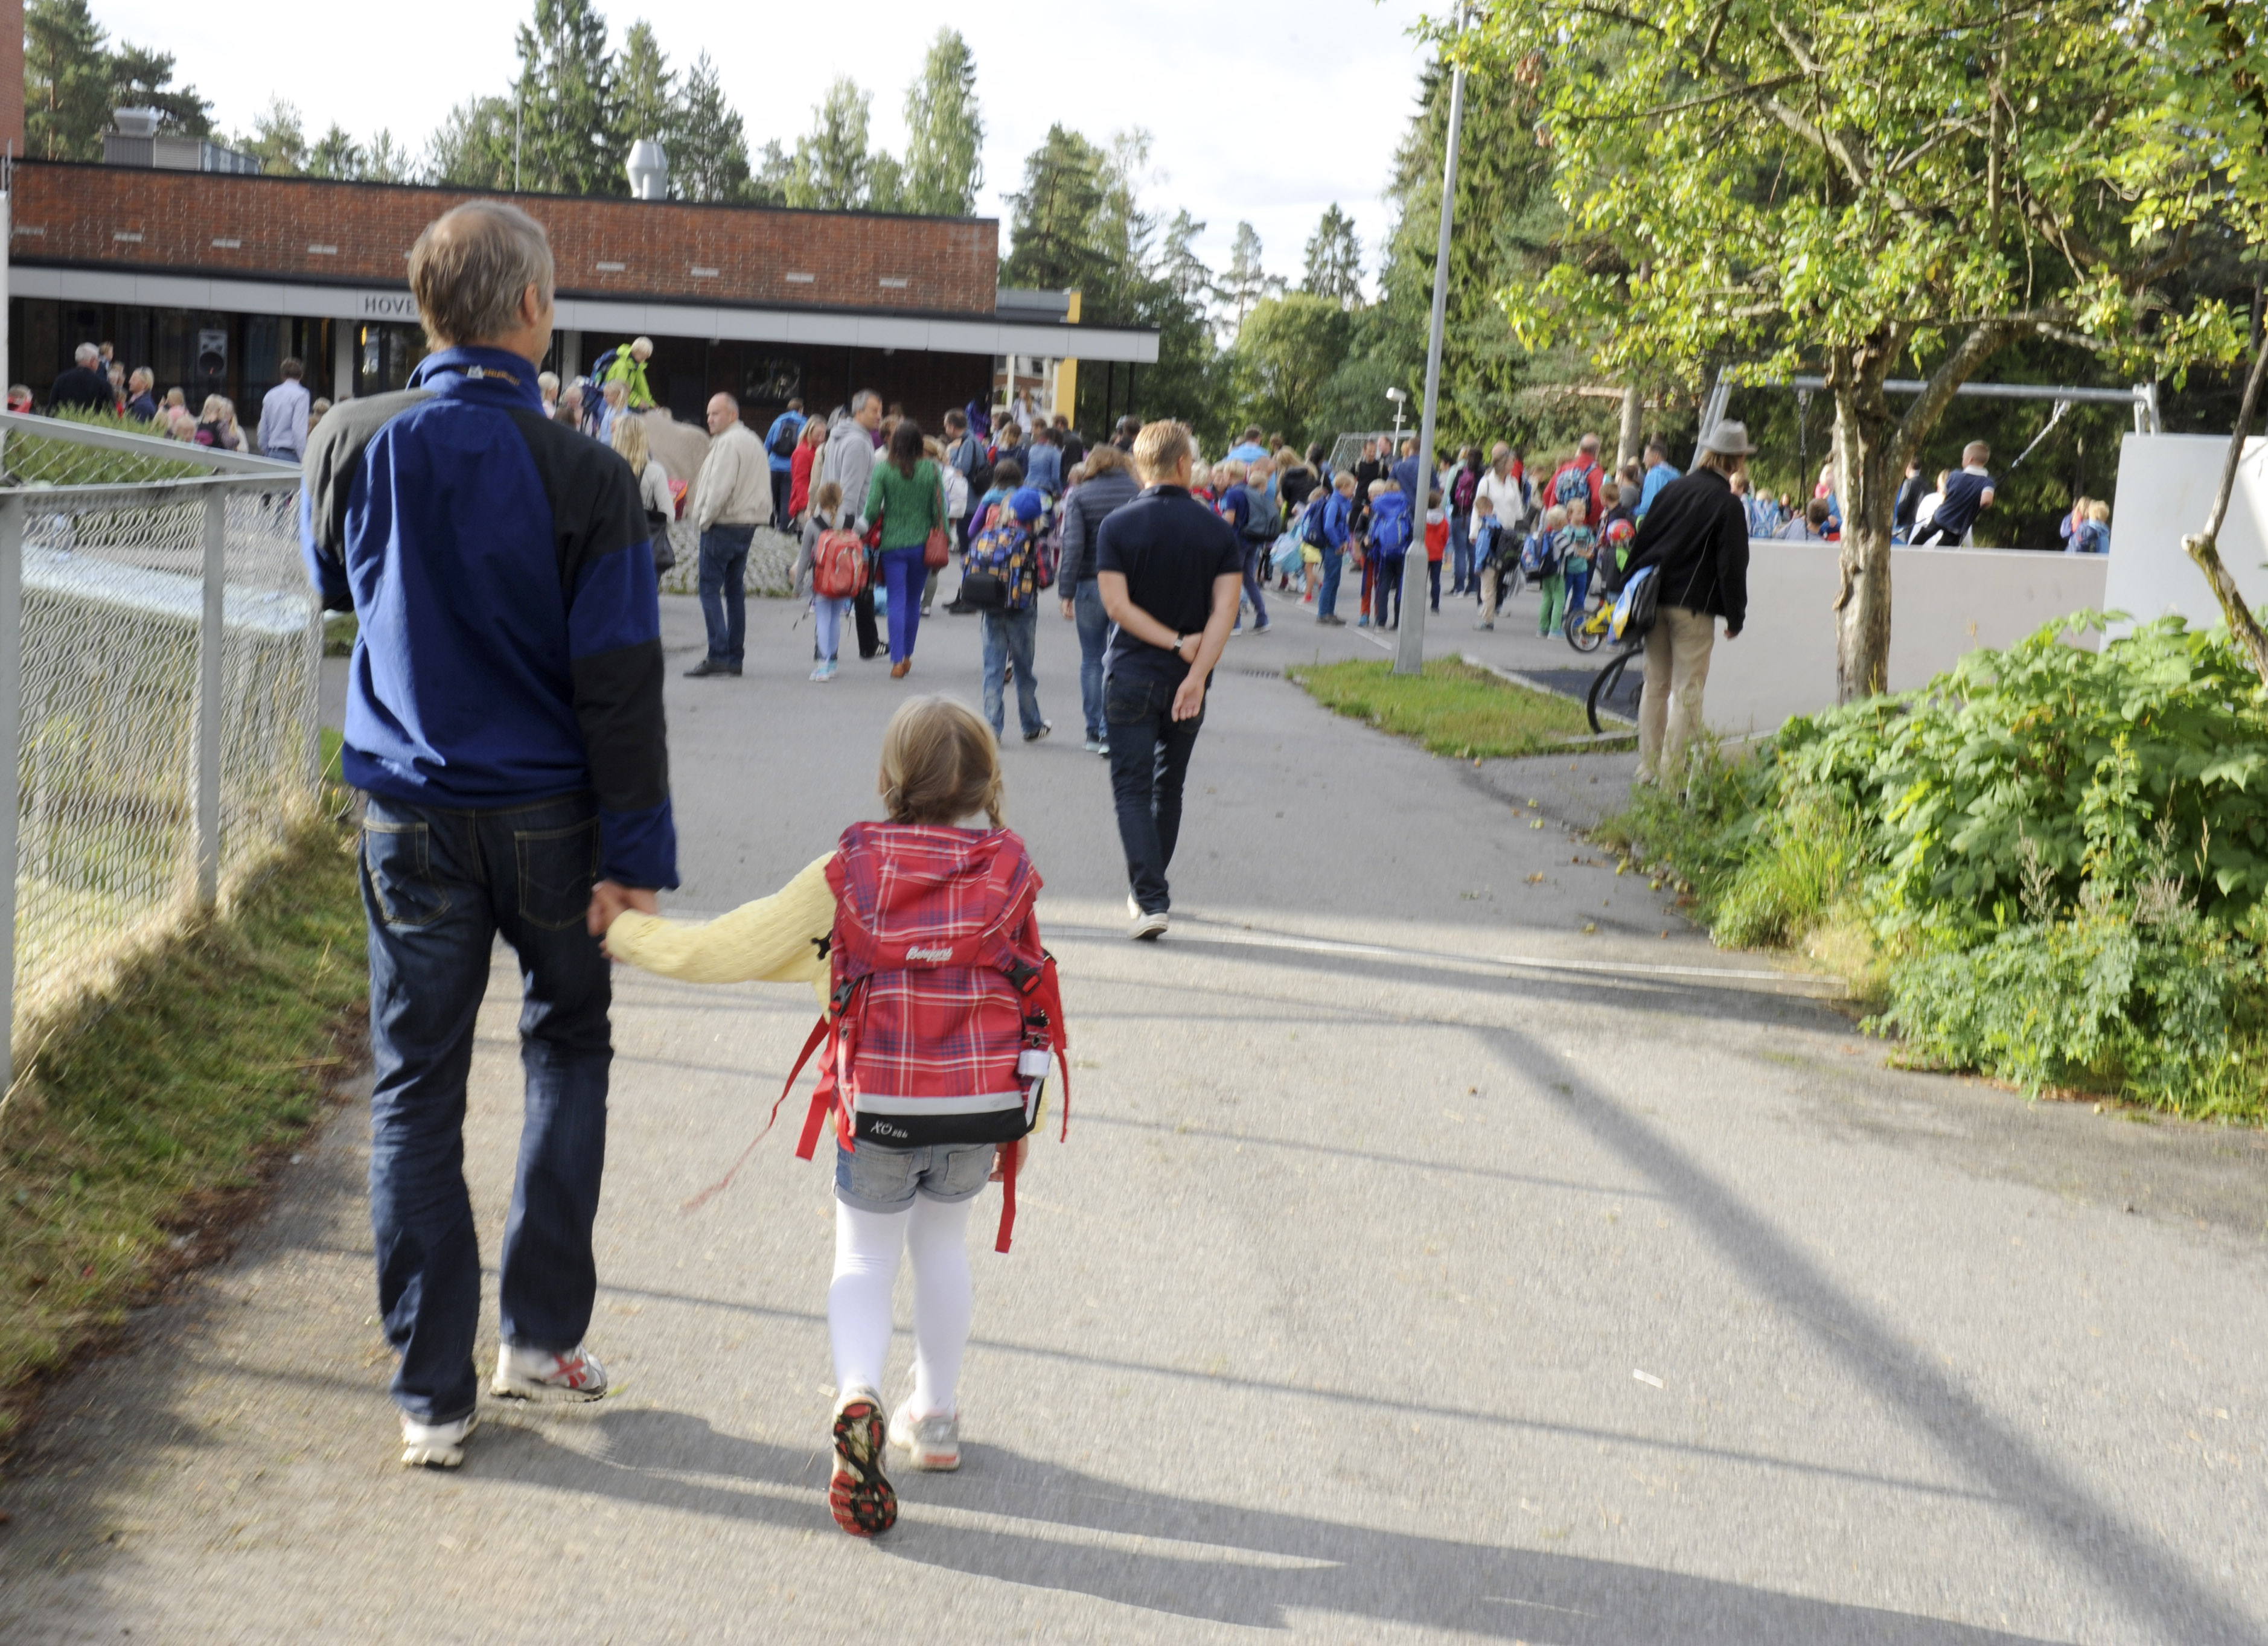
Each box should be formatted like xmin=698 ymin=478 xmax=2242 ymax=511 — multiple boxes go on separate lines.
xmin=1585 ymin=641 xmax=1645 ymax=733
xmin=1564 ymin=581 xmax=1613 ymax=653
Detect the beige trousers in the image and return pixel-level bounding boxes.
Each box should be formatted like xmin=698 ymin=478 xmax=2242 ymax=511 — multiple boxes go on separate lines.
xmin=1637 ymin=605 xmax=1717 ymax=783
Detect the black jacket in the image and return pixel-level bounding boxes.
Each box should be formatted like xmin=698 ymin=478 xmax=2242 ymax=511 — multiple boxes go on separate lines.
xmin=1617 ymin=465 xmax=1751 ymax=632
xmin=48 ymin=366 xmax=113 ymax=415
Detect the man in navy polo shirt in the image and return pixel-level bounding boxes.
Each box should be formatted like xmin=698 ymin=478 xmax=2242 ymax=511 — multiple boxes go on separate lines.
xmin=304 ymin=200 xmax=675 ymax=1470
xmin=1094 ymin=421 xmax=1243 ymax=940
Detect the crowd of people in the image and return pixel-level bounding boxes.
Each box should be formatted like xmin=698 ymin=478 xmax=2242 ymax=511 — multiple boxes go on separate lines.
xmin=31 ymin=339 xmax=324 ymax=461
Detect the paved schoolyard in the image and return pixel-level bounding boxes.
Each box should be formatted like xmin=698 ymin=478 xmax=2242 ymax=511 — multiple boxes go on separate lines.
xmin=4 ymin=589 xmax=2264 ymax=1644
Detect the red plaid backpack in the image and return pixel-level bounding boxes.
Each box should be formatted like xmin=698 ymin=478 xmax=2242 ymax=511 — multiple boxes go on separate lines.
xmin=777 ymin=821 xmax=1068 ymax=1251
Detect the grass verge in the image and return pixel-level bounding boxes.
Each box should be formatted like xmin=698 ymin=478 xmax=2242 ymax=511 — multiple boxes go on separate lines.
xmin=1289 ymin=657 xmax=1599 ymax=760
xmin=0 ymin=779 xmax=367 ymax=1450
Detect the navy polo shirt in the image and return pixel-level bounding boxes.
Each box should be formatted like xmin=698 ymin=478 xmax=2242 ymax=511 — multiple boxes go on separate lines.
xmin=1094 ymin=485 xmax=1243 ymax=683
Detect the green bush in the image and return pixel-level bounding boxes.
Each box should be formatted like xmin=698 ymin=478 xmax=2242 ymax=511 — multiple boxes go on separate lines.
xmin=1603 ymin=614 xmax=2268 ymax=1119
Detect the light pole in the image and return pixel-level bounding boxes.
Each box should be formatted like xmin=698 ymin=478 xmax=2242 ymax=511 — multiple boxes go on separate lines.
xmin=1387 ymin=385 xmax=1408 ymax=449
xmin=1394 ymin=11 xmax=1471 ymax=677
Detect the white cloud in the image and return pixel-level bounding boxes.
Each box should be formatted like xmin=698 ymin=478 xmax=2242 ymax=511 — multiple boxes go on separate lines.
xmin=90 ymin=0 xmax=1431 ymax=294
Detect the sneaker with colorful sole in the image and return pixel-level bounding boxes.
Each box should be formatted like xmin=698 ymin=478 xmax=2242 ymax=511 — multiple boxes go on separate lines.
xmin=829 ymin=1388 xmax=897 ymax=1536
xmin=491 ymin=1342 xmax=609 ymax=1401
xmin=889 ymin=1402 xmax=961 ymax=1472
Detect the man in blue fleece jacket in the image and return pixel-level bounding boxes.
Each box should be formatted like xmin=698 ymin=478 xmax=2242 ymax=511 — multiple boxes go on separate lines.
xmin=303 ymin=200 xmax=676 ymax=1468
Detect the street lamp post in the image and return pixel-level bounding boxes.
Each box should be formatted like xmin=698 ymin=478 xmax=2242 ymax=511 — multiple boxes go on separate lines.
xmin=1394 ymin=11 xmax=1471 ymax=677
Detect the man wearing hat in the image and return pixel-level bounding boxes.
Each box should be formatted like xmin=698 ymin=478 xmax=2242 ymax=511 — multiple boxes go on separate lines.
xmin=1612 ymin=420 xmax=1755 ymax=787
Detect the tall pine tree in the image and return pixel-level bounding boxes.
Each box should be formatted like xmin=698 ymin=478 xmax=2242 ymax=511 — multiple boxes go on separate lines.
xmin=1300 ymin=206 xmax=1364 ymax=307
xmin=513 ymin=0 xmax=621 ymax=194
xmin=787 ymin=79 xmax=876 ymax=211
xmin=902 ymin=29 xmax=983 ymax=215
xmin=671 ymin=54 xmax=753 ymax=203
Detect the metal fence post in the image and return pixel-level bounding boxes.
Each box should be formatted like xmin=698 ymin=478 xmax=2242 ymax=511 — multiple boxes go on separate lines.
xmin=196 ymin=490 xmax=225 ymax=907
xmin=0 ymin=496 xmax=24 ymax=1100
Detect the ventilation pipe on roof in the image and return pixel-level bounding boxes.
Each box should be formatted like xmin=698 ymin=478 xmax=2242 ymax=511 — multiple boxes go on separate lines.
xmin=627 ymin=140 xmax=668 ymax=202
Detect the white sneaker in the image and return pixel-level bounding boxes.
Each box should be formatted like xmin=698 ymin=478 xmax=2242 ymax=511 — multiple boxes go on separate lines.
xmin=492 ymin=1341 xmax=610 ymax=1401
xmin=401 ymin=1411 xmax=476 ymax=1469
xmin=1131 ymin=908 xmax=1169 ymax=941
xmin=889 ymin=1401 xmax=962 ymax=1472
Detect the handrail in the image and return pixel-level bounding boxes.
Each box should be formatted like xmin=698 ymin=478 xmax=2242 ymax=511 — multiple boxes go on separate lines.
xmin=0 ymin=410 xmax=299 ymax=476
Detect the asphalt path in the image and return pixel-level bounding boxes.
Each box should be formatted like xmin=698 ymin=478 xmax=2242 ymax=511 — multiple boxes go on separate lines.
xmin=5 ymin=584 xmax=2266 ymax=1644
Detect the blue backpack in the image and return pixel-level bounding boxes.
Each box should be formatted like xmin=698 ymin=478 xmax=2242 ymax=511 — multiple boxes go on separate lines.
xmin=1302 ymin=496 xmax=1334 ymax=548
xmin=1519 ymin=528 xmax=1561 ymax=578
xmin=1552 ymin=462 xmax=1593 ymax=510
xmin=1369 ymin=493 xmax=1413 ymax=556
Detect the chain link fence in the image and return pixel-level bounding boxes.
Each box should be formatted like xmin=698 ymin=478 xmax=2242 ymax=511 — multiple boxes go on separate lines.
xmin=0 ymin=414 xmax=319 ymax=1093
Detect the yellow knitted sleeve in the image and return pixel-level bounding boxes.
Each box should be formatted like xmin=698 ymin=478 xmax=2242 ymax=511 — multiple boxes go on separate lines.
xmin=605 ymin=853 xmax=837 ymax=1001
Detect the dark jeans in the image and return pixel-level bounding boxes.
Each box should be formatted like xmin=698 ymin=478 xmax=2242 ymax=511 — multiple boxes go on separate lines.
xmin=1240 ymin=543 xmax=1269 ymax=629
xmin=982 ymin=605 xmax=1044 ymax=737
xmin=770 ymin=470 xmax=792 ymax=529
xmin=1105 ymin=669 xmax=1205 ymax=916
xmin=1072 ymin=578 xmax=1109 ymax=742
xmin=1449 ymin=515 xmax=1472 ymax=592
xmin=1428 ymin=558 xmax=1442 ymax=611
xmin=360 ymin=791 xmax=613 ymax=1424
xmin=1318 ymin=544 xmax=1345 ymax=617
xmin=854 ymin=585 xmax=880 ymax=659
xmin=698 ymin=524 xmax=755 ymax=667
xmin=1373 ymin=553 xmax=1405 ymax=627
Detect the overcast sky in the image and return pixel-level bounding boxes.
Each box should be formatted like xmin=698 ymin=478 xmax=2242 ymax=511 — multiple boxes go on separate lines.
xmin=88 ymin=0 xmax=1432 ymax=296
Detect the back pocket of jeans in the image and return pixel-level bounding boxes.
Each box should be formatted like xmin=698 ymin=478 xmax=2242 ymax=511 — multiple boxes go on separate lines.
xmin=515 ymin=817 xmax=600 ymax=931
xmin=363 ymin=820 xmax=450 ymax=930
xmin=1104 ymin=677 xmax=1152 ymax=727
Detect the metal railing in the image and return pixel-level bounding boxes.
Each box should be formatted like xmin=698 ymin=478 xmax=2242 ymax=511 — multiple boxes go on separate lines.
xmin=0 ymin=414 xmax=316 ymax=1097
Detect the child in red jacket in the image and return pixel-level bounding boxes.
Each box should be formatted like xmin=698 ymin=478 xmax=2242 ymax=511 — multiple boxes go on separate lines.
xmin=1424 ymin=486 xmax=1449 ymax=613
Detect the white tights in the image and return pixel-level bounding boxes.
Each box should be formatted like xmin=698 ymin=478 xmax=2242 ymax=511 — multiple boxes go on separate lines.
xmin=828 ymin=1196 xmax=975 ymax=1418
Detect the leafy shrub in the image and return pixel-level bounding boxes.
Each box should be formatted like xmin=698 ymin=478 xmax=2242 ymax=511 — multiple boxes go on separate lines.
xmin=1603 ymin=614 xmax=2268 ymax=1119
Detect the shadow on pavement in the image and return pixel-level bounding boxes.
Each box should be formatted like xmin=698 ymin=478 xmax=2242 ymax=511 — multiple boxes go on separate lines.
xmin=494 ymin=1407 xmax=2063 ymax=1644
xmin=1493 ymin=1027 xmax=2257 ymax=1646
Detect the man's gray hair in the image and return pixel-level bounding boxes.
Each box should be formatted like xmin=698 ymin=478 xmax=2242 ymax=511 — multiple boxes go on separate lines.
xmin=851 ymin=389 xmax=880 ymax=415
xmin=74 ymin=342 xmax=100 ymax=366
xmin=407 ymin=200 xmax=555 ymax=348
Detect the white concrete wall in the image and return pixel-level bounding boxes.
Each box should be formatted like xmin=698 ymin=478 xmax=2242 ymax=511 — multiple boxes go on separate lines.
xmin=1700 ymin=541 xmax=2108 ymax=737
xmin=2101 ymin=432 xmax=2268 ymax=637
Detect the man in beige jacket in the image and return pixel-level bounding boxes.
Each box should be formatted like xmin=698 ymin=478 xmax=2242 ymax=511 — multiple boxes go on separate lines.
xmin=687 ymin=392 xmax=773 ymax=678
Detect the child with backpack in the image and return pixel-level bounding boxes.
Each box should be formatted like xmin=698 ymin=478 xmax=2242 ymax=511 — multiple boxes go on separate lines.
xmin=1423 ymin=486 xmax=1449 ymax=613
xmin=1520 ymin=503 xmax=1568 ymax=635
xmin=1471 ymin=494 xmax=1506 ymax=630
xmin=1553 ymin=497 xmax=1597 ymax=637
xmin=601 ymin=695 xmax=1069 ymax=1539
xmin=966 ymin=488 xmax=1052 ymax=743
xmin=1366 ymin=479 xmax=1412 ymax=630
xmin=796 ymin=480 xmax=864 ymax=681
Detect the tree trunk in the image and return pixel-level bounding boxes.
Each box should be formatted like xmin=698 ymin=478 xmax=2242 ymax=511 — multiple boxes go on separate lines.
xmin=1616 ymin=384 xmax=1644 ymax=473
xmin=2182 ymin=325 xmax=2268 ymax=680
xmin=1830 ymin=371 xmax=1897 ymax=701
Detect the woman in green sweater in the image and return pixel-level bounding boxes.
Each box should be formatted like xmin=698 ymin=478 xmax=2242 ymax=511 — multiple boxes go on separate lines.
xmin=862 ymin=419 xmax=944 ymax=676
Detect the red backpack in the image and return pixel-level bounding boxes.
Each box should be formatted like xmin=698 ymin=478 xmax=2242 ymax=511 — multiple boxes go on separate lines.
xmin=777 ymin=822 xmax=1068 ymax=1251
xmin=812 ymin=527 xmax=869 ymax=599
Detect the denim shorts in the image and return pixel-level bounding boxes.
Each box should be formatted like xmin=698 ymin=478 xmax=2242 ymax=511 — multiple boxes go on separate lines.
xmin=835 ymin=1140 xmax=997 ymax=1213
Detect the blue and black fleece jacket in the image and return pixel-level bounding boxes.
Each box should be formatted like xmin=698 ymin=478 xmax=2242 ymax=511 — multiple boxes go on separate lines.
xmin=302 ymin=346 xmax=677 ymax=889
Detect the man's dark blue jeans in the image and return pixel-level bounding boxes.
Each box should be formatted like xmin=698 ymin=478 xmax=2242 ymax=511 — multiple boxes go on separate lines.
xmin=362 ymin=790 xmax=612 ymax=1424
xmin=1072 ymin=578 xmax=1109 ymax=743
xmin=1105 ymin=669 xmax=1205 ymax=916
xmin=698 ymin=524 xmax=755 ymax=668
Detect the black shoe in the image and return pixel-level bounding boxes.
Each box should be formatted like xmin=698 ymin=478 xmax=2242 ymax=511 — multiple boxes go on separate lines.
xmin=684 ymin=659 xmax=739 ymax=678
xmin=1317 ymin=613 xmax=1346 ymax=627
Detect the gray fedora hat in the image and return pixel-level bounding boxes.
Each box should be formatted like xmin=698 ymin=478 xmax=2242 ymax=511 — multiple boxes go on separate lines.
xmin=1696 ymin=419 xmax=1758 ymax=457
